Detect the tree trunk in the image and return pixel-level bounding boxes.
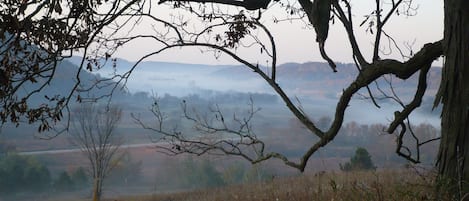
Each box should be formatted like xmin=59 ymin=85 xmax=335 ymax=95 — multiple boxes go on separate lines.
xmin=436 ymin=0 xmax=469 ymax=198
xmin=92 ymin=177 xmax=102 ymax=201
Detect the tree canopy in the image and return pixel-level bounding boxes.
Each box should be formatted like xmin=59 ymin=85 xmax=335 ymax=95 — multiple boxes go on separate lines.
xmin=0 ymin=0 xmax=140 ymax=132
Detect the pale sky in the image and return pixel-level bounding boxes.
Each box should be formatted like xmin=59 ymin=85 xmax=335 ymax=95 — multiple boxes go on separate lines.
xmin=113 ymin=0 xmax=444 ymax=65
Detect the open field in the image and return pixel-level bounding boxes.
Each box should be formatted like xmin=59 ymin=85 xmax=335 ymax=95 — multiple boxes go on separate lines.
xmin=90 ymin=168 xmax=453 ymax=201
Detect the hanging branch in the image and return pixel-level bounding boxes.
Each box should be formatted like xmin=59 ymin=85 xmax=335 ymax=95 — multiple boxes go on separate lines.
xmin=97 ymin=0 xmax=442 ymax=171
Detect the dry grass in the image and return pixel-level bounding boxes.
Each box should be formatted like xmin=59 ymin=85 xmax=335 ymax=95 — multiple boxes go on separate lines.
xmin=104 ymin=168 xmax=454 ymax=201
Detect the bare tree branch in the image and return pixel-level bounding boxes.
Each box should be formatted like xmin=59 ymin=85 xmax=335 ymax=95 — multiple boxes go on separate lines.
xmin=91 ymin=0 xmax=442 ymax=171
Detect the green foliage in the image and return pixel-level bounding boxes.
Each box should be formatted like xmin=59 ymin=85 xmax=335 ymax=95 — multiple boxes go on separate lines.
xmin=0 ymin=0 xmax=116 ymax=131
xmin=0 ymin=153 xmax=51 ymax=194
xmin=54 ymin=171 xmax=74 ymax=192
xmin=341 ymin=147 xmax=376 ymax=171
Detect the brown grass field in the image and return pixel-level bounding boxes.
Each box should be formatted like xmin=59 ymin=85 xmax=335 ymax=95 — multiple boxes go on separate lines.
xmin=94 ymin=168 xmax=455 ymax=201
xmin=20 ymin=142 xmax=452 ymax=201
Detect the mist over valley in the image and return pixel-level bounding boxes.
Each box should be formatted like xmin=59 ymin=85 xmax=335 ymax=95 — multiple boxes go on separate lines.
xmin=0 ymin=58 xmax=442 ymax=200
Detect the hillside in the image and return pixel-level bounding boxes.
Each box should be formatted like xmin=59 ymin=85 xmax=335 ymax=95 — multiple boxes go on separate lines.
xmin=67 ymin=57 xmax=442 ymax=102
xmin=19 ymin=59 xmax=129 ymax=108
xmin=64 ymin=58 xmax=444 ymax=126
xmin=3 ymin=58 xmax=442 ymax=144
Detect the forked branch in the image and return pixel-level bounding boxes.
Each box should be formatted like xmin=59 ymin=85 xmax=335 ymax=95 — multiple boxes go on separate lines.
xmin=132 ymin=98 xmax=301 ymax=168
xmin=105 ymin=0 xmax=442 ymax=171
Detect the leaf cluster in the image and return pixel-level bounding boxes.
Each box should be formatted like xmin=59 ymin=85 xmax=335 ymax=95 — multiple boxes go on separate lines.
xmin=0 ymin=0 xmax=130 ymax=132
xmin=223 ymin=13 xmax=257 ymax=48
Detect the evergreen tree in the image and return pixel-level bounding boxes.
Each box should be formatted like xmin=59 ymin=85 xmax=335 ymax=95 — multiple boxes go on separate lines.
xmin=341 ymin=147 xmax=376 ymax=171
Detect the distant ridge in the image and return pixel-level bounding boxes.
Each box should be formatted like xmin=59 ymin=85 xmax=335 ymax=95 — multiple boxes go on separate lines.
xmin=65 ymin=57 xmax=442 ymax=102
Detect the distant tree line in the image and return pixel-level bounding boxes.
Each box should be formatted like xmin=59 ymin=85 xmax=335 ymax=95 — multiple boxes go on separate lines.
xmin=0 ymin=151 xmax=142 ymax=196
xmin=127 ymin=90 xmax=278 ymax=108
xmin=53 ymin=167 xmax=89 ymax=192
xmin=162 ymin=156 xmax=275 ymax=190
xmin=0 ymin=153 xmax=51 ymax=193
xmin=0 ymin=153 xmax=88 ymax=195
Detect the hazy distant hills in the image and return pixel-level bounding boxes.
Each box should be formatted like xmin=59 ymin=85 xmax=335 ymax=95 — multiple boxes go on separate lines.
xmin=65 ymin=57 xmax=442 ymax=114
xmin=276 ymin=62 xmax=442 ymax=99
xmin=2 ymin=58 xmax=442 ymax=148
xmin=207 ymin=61 xmax=442 ymax=100
xmin=67 ymin=57 xmax=442 ymax=97
xmin=23 ymin=60 xmax=128 ymax=107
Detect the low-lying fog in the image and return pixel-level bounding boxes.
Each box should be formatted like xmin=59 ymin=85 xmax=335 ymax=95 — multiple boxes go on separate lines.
xmin=85 ymin=58 xmax=441 ymax=126
xmin=0 ymin=58 xmax=442 ymax=201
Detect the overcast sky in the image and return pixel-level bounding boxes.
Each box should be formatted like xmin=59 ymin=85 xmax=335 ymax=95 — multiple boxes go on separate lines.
xmin=112 ymin=0 xmax=443 ymax=65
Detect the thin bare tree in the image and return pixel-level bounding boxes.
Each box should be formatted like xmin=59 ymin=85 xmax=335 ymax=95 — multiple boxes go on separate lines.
xmin=70 ymin=103 xmax=123 ymax=201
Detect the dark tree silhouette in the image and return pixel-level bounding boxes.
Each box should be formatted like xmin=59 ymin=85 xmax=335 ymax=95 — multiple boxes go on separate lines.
xmin=0 ymin=0 xmax=142 ymax=133
xmin=340 ymin=147 xmax=376 ymax=171
xmin=434 ymin=0 xmax=469 ymax=197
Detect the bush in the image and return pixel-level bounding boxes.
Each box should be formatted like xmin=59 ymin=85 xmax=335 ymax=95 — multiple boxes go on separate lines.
xmin=341 ymin=147 xmax=376 ymax=171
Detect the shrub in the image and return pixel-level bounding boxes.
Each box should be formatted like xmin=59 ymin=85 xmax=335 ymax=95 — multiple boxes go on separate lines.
xmin=341 ymin=147 xmax=376 ymax=171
